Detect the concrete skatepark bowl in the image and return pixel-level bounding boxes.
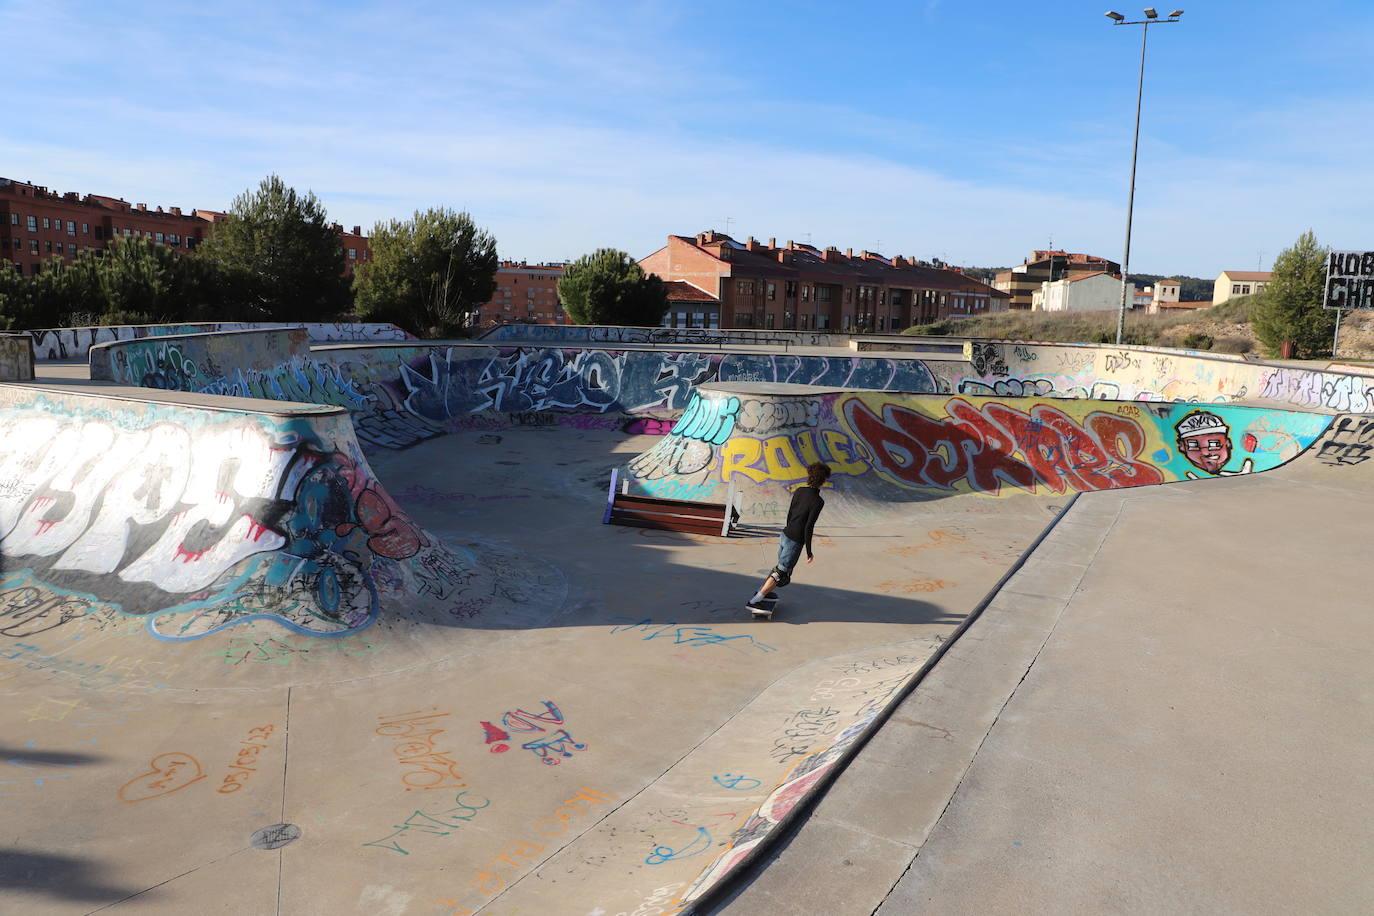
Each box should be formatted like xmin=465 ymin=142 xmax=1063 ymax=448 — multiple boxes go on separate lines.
xmin=1 ymin=325 xmax=1371 ymax=914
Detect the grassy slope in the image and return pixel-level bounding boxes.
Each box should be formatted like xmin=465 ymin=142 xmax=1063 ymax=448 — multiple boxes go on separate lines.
xmin=904 ymin=295 xmax=1374 ymax=359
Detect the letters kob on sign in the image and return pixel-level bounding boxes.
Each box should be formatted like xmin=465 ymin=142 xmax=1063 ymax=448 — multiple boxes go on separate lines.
xmin=1324 ymin=251 xmax=1374 ymax=310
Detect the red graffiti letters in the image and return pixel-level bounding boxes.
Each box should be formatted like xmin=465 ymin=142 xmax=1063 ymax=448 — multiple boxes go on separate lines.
xmin=843 ymin=397 xmax=1164 ymax=495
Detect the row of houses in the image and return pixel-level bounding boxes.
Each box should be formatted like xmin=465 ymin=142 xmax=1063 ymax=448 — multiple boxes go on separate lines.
xmin=0 ymin=177 xmax=373 ymax=279
xmin=0 ymin=175 xmax=1270 ymax=331
xmin=479 ymin=234 xmax=1015 ymax=331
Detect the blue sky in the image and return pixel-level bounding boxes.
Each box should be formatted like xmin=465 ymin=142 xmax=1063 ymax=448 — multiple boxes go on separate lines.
xmin=4 ymin=0 xmax=1371 ymax=278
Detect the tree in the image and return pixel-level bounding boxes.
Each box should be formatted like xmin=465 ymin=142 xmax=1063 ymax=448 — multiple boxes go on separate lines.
xmin=558 ymin=249 xmax=667 ymax=326
xmin=197 ymin=174 xmax=351 ymax=321
xmin=93 ymin=237 xmax=239 ymax=323
xmin=353 ymin=208 xmax=498 ymax=337
xmin=1251 ymin=230 xmax=1333 ymax=358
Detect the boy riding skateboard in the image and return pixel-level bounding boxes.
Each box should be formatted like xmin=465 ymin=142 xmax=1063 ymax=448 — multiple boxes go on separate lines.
xmin=747 ymin=462 xmax=831 ymax=617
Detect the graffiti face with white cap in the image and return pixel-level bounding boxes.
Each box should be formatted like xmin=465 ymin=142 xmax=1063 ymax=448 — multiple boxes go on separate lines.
xmin=1176 ymin=410 xmax=1232 ymax=474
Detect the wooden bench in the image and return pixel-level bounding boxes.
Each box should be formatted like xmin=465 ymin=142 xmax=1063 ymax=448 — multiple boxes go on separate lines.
xmin=602 ymin=469 xmax=739 ymax=537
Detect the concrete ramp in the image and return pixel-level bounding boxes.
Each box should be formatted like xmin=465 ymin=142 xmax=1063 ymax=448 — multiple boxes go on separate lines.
xmin=625 ymin=383 xmax=1333 ymax=523
xmin=0 ymin=384 xmax=506 ymax=645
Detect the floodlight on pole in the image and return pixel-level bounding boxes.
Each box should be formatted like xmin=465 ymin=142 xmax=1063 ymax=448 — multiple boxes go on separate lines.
xmin=1105 ymin=10 xmax=1125 ymax=20
xmin=1105 ymin=7 xmax=1184 ymax=346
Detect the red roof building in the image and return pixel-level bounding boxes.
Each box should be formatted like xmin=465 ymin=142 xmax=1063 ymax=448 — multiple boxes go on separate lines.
xmin=0 ymin=177 xmax=368 ymax=278
xmin=640 ymin=231 xmax=1009 ymax=331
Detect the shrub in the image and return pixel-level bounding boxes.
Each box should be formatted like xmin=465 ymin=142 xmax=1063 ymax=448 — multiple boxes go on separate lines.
xmin=1212 ymin=335 xmax=1253 ymax=354
xmin=1182 ymin=332 xmax=1214 ymax=350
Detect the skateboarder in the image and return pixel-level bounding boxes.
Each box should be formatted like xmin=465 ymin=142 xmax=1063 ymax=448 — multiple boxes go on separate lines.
xmin=748 ymin=462 xmax=831 ymax=613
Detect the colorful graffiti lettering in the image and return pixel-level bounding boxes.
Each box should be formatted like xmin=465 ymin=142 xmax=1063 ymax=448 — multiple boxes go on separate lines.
xmin=478 ymin=700 xmax=586 ymax=766
xmin=843 ymin=396 xmax=1165 ymax=494
xmin=719 ymin=429 xmax=869 ymax=484
xmin=0 ymin=402 xmax=473 ymax=640
xmin=671 ymin=392 xmax=740 ymax=445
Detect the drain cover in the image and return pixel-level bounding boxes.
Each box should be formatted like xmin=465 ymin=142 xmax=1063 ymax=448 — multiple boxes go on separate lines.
xmin=250 ymin=823 xmax=301 ymax=850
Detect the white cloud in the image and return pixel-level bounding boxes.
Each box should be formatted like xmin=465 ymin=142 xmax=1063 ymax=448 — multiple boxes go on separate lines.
xmin=4 ymin=1 xmax=1373 ymax=279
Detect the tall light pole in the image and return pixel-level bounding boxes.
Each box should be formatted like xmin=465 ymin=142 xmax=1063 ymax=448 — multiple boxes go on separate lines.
xmin=1105 ymin=8 xmax=1183 ymax=345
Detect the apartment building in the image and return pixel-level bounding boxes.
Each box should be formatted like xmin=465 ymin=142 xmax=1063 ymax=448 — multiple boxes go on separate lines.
xmin=0 ymin=178 xmax=210 ymax=276
xmin=477 ymin=261 xmax=567 ymax=325
xmin=1213 ymin=270 xmax=1271 ymax=305
xmin=639 ymin=231 xmax=1008 ymax=331
xmin=0 ymin=177 xmax=369 ymax=277
xmin=993 ymin=250 xmax=1121 ymax=311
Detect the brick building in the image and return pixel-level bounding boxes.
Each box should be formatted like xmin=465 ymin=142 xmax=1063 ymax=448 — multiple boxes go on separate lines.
xmin=1 ymin=177 xmax=210 ymax=276
xmin=662 ymin=280 xmax=720 ymax=328
xmin=992 ymin=250 xmax=1121 ymax=311
xmin=0 ymin=177 xmax=369 ymax=277
xmin=477 ymin=261 xmax=567 ymax=326
xmin=639 ymin=232 xmax=1008 ymax=331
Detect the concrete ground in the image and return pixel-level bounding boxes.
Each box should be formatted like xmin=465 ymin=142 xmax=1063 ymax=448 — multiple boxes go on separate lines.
xmin=711 ymin=442 xmax=1374 ymax=914
xmin=7 ymin=360 xmax=1371 ymax=915
xmin=0 ymin=409 xmax=1058 ymax=915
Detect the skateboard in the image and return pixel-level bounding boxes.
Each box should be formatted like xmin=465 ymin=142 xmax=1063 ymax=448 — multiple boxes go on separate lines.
xmin=749 ymin=593 xmax=780 ymax=620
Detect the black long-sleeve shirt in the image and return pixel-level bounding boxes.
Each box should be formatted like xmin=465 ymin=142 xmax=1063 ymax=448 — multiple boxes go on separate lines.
xmin=783 ymin=486 xmax=825 ymax=558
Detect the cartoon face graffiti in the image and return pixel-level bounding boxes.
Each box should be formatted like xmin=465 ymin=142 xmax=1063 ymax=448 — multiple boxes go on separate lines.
xmin=1175 ymin=410 xmax=1232 ymax=474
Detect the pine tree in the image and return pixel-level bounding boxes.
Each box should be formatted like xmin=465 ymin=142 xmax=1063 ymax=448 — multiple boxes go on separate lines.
xmin=1252 ymin=230 xmax=1334 ymax=358
xmin=558 ymin=249 xmax=667 ymax=326
xmin=197 ymin=174 xmax=351 ymax=321
xmin=353 ymin=208 xmax=498 ymax=337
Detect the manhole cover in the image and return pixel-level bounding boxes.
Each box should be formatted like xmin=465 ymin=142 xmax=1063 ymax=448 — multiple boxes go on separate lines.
xmin=250 ymin=823 xmax=301 ymax=850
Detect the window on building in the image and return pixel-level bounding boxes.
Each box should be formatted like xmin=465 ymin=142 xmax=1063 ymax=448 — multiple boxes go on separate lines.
xmin=765 ymin=314 xmax=775 ymax=329
xmin=42 ymin=218 xmax=50 ymax=229
xmin=844 ymin=288 xmax=853 ymax=303
xmin=843 ymin=315 xmax=852 ymax=330
xmin=735 ymin=312 xmax=755 ymax=327
xmin=44 ymin=241 xmax=52 ymax=253
xmin=82 ymin=223 xmax=89 ymax=234
xmin=67 ymin=220 xmax=75 ymax=236
xmin=785 ymin=280 xmax=797 ymax=298
xmin=155 ymin=232 xmax=164 ymax=244
xmin=8 ymin=213 xmax=17 ymax=225
xmin=801 ymin=285 xmax=810 ymax=301
xmin=1241 ymin=284 xmax=1251 ymax=294
xmin=817 ymin=287 xmax=832 ymax=302
xmin=348 ymin=248 xmax=357 ymax=260
xmin=30 ymin=240 xmax=38 ymax=254
xmin=767 ymin=282 xmax=776 ymax=300
xmin=27 ymin=215 xmax=37 ymax=232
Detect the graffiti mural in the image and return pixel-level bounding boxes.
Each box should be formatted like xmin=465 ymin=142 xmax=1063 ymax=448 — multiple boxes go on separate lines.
xmin=96 ymin=336 xmax=951 ymax=450
xmin=0 ymin=393 xmax=472 ymax=640
xmin=478 ymin=323 xmax=843 ymax=348
xmin=625 ymin=386 xmax=1333 ymax=502
xmin=1313 ymin=415 xmax=1374 ymax=467
xmin=844 ymin=397 xmax=1165 ymax=494
xmin=1174 ymin=409 xmax=1254 ymax=477
xmin=28 ymin=322 xmax=412 ymax=362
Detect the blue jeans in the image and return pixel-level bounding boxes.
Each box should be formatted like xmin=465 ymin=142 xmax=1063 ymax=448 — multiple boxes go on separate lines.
xmin=775 ymin=533 xmax=803 ymax=576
